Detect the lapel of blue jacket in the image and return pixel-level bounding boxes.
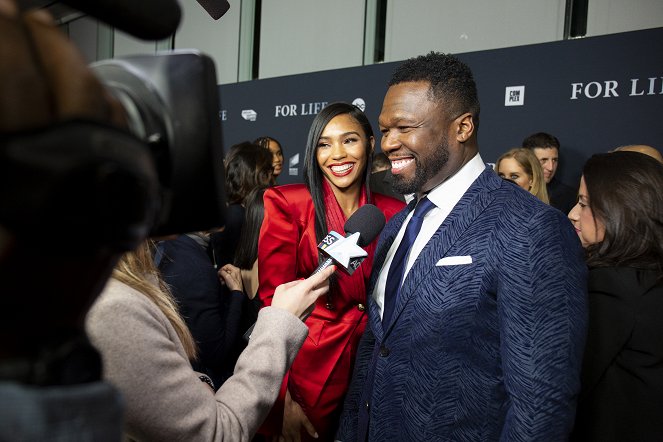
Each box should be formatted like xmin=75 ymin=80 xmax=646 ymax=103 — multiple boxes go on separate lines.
xmin=383 ymin=166 xmax=500 ymax=337
xmin=368 ymin=199 xmax=416 ymax=342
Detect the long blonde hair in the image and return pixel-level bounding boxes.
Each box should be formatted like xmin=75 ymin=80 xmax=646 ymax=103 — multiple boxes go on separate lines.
xmin=496 ymin=147 xmax=550 ymax=204
xmin=113 ymin=240 xmax=198 ymax=360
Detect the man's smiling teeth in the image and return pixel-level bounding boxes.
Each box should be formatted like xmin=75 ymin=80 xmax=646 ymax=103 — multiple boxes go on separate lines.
xmin=391 ymin=158 xmax=415 ymax=170
xmin=331 ymin=164 xmax=354 ymax=173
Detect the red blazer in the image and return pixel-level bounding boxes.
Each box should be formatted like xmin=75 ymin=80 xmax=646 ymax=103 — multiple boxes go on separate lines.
xmin=258 ymin=183 xmax=404 ymax=437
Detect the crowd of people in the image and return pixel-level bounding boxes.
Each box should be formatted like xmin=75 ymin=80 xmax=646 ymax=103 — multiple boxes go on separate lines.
xmin=2 ymin=2 xmax=663 ymax=441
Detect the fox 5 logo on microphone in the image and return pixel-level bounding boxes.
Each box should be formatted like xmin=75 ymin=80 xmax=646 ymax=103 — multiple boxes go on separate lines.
xmin=318 ymin=231 xmax=367 ymax=275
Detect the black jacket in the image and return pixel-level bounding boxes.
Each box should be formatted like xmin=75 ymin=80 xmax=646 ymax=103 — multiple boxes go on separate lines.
xmin=572 ymin=267 xmax=663 ymax=442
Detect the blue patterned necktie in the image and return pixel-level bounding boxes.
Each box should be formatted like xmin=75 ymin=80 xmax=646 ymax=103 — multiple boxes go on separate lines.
xmin=382 ymin=196 xmax=435 ymax=326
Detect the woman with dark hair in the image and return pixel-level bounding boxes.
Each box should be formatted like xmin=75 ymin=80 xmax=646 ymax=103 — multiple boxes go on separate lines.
xmin=255 ymin=136 xmax=284 ymax=183
xmin=568 ymin=151 xmax=663 ymax=442
xmin=225 ymin=141 xmax=274 ymax=206
xmin=257 ymin=103 xmax=405 ymax=440
xmin=217 ymin=187 xmax=268 ymax=365
xmin=233 ymin=186 xmax=267 ymax=295
xmin=211 ymin=141 xmax=273 ymax=269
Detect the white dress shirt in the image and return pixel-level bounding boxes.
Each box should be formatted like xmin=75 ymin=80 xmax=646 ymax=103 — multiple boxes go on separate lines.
xmin=374 ymin=153 xmax=486 ymax=318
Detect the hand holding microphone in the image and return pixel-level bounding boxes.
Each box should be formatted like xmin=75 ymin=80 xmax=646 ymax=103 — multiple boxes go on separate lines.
xmin=244 ymin=204 xmax=386 ymax=341
xmin=272 ymin=265 xmax=335 ymax=320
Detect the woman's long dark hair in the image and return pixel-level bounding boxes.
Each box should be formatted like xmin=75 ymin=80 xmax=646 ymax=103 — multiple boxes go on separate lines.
xmin=225 ymin=142 xmax=273 ymax=205
xmin=233 ymin=187 xmax=267 ymax=270
xmin=303 ymin=102 xmax=374 ymax=244
xmin=583 ymin=151 xmax=663 ymax=278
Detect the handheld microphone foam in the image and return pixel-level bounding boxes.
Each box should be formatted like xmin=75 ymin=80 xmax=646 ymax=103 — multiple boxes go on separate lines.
xmin=243 ymin=204 xmax=386 ymax=341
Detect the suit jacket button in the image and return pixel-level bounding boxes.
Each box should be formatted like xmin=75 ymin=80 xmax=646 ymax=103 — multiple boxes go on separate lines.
xmin=379 ymin=345 xmax=390 ymax=357
xmin=357 ymin=303 xmax=365 ymax=311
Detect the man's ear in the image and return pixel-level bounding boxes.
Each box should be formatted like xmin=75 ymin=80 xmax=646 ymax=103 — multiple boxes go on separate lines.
xmin=455 ymin=113 xmax=475 ymax=143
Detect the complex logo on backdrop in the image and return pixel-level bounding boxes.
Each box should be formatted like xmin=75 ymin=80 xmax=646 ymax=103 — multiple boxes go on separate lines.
xmin=241 ymin=109 xmax=257 ymax=121
xmin=570 ymin=76 xmax=663 ymax=99
xmin=275 ymin=101 xmax=328 ymax=118
xmin=289 ymin=154 xmax=300 ymax=176
xmin=352 ymin=98 xmax=366 ymax=111
xmin=505 ymin=86 xmax=525 ymax=106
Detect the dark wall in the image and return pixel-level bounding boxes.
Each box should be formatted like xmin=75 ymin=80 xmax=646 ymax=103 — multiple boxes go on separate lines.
xmin=218 ymin=27 xmax=663 ymax=189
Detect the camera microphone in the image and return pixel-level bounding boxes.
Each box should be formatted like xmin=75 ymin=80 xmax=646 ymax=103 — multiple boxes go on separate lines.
xmin=243 ymin=204 xmax=386 ymax=341
xmin=59 ymin=0 xmax=182 ymax=40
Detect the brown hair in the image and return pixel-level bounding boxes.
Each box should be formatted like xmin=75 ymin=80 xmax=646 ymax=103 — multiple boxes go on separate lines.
xmin=583 ymin=151 xmax=663 ymax=278
xmin=225 ymin=142 xmax=273 ymax=205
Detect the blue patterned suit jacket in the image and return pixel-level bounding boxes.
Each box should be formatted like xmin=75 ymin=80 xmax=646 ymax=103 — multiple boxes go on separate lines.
xmin=337 ymin=167 xmax=588 ymax=441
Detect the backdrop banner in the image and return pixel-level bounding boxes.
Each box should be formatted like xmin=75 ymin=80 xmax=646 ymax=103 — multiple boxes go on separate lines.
xmin=218 ymin=27 xmax=663 ymax=189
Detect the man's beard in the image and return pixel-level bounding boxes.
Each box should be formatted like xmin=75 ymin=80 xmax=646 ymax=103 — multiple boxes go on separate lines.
xmin=392 ymin=139 xmax=450 ymax=194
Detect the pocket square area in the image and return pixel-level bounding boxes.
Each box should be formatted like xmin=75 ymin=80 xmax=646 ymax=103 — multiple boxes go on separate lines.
xmin=436 ymin=255 xmax=473 ymax=266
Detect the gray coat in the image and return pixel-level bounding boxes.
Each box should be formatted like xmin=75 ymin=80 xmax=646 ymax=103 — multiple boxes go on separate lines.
xmin=86 ymin=278 xmax=307 ymax=441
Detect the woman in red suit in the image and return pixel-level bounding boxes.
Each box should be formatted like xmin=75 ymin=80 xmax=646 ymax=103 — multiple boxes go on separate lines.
xmin=258 ymin=102 xmax=405 ymax=441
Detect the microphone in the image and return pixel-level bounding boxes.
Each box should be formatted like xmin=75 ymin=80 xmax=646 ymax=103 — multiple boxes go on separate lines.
xmin=313 ymin=203 xmax=385 ymax=276
xmin=58 ymin=0 xmax=182 ymax=40
xmin=243 ymin=204 xmax=386 ymax=341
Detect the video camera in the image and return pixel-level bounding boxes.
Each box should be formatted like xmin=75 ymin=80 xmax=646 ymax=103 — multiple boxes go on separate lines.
xmin=1 ymin=0 xmax=227 ymax=251
xmin=90 ymin=51 xmax=227 ymax=239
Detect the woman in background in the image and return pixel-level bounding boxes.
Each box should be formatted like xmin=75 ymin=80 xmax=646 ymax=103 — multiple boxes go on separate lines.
xmin=230 ymin=186 xmax=268 ymax=299
xmin=156 ymin=225 xmax=244 ymax=388
xmin=211 ymin=142 xmax=273 ymax=268
xmin=495 ymin=147 xmax=549 ymax=204
xmin=86 ymin=240 xmax=334 ymax=442
xmin=218 ymin=186 xmax=269 ymax=357
xmin=158 ymin=143 xmax=273 ymax=386
xmin=257 ymin=103 xmax=405 ymax=441
xmin=568 ymin=151 xmax=663 ymax=441
xmin=255 ymin=136 xmax=284 ymax=184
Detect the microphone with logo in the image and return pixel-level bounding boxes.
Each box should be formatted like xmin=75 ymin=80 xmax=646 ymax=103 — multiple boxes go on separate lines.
xmin=243 ymin=204 xmax=386 ymax=341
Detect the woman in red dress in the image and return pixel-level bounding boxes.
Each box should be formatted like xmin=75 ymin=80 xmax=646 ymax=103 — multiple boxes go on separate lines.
xmin=257 ymin=102 xmax=405 ymax=441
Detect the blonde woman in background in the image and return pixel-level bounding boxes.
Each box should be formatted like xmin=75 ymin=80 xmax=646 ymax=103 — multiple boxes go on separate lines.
xmin=495 ymin=147 xmax=550 ymax=204
xmin=85 ymin=240 xmax=334 ymax=442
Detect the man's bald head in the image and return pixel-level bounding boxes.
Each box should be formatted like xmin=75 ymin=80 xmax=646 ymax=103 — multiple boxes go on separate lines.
xmin=613 ymin=145 xmax=663 ymax=163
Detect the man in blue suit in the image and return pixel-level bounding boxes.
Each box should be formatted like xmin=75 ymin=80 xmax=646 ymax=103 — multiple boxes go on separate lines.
xmin=336 ymin=52 xmax=588 ymax=441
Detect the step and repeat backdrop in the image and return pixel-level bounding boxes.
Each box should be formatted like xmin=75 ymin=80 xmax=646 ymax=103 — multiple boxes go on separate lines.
xmin=218 ymin=27 xmax=663 ymax=188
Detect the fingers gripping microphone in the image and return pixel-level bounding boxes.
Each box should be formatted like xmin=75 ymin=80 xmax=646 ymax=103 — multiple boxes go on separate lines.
xmin=243 ymin=204 xmax=386 ymax=341
xmin=313 ymin=204 xmax=386 ymax=275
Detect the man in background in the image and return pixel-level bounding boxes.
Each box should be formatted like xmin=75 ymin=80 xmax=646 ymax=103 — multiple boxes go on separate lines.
xmin=613 ymin=144 xmax=663 ymax=163
xmin=522 ymin=132 xmax=577 ymax=213
xmin=370 ymin=152 xmax=406 ymax=202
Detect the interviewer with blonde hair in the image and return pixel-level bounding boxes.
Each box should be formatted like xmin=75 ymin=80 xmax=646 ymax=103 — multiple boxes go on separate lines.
xmin=86 ymin=240 xmax=334 ymax=442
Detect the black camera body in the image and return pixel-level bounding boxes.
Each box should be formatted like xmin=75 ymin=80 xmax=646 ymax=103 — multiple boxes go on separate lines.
xmin=2 ymin=2 xmax=226 ymax=252
xmin=1 ymin=51 xmax=226 ymax=252
xmin=91 ymin=51 xmax=227 ymax=239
